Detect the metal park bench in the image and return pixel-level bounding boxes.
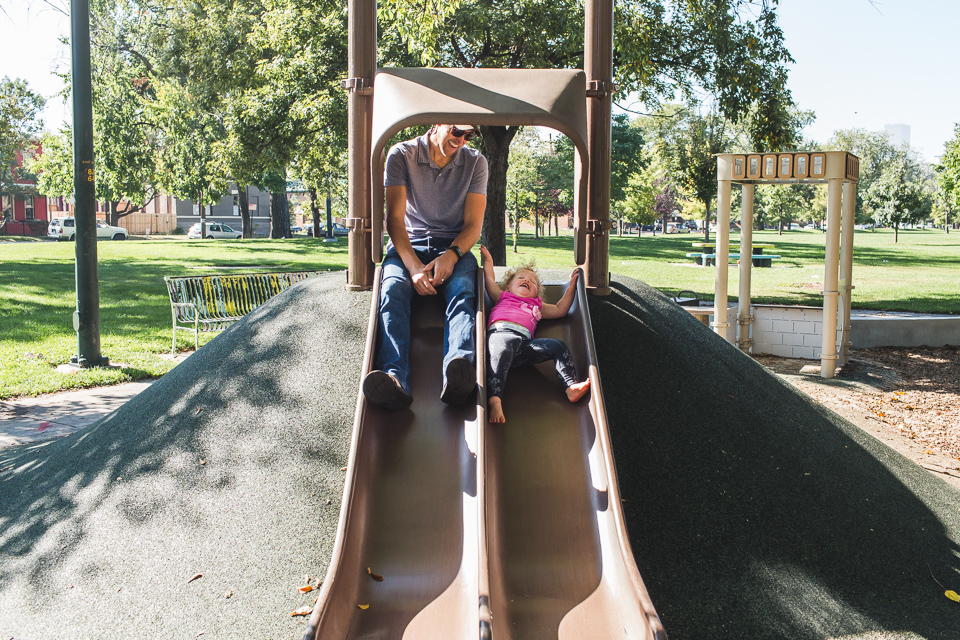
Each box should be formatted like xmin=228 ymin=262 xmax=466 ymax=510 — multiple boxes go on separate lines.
xmin=164 ymin=271 xmax=321 ymax=353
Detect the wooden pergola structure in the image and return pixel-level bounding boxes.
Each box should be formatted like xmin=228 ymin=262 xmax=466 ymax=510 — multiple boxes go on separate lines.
xmin=715 ymin=151 xmax=860 ymax=378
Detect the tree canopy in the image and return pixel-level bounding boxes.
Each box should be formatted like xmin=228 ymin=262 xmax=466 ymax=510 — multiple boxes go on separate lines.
xmin=0 ymin=76 xmax=45 ymax=197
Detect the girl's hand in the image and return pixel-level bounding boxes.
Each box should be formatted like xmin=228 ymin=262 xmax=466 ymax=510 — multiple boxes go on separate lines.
xmin=570 ymin=268 xmax=580 ymax=284
xmin=479 ymin=244 xmax=491 ymax=264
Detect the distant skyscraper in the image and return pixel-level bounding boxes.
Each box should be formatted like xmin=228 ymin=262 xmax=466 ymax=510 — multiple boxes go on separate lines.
xmin=884 ymin=123 xmax=911 ymax=147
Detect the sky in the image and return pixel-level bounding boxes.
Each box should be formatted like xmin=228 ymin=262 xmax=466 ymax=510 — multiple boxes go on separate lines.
xmin=1 ymin=0 xmax=957 ymax=162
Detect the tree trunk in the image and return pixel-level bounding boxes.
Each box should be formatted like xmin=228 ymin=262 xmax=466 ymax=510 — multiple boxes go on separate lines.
xmin=109 ymin=201 xmax=118 ymax=226
xmin=309 ymin=188 xmax=321 ymax=238
xmin=479 ymin=125 xmax=519 ymax=266
xmin=239 ymin=187 xmax=252 ymax=238
xmin=894 ymin=223 xmax=899 ymax=243
xmin=271 ymin=191 xmax=290 ymax=239
xmin=513 ymin=215 xmax=520 ymax=253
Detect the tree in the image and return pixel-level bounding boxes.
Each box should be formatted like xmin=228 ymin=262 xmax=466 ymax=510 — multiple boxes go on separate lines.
xmin=825 ymin=128 xmax=898 ymax=223
xmin=652 ymin=177 xmax=681 ymax=235
xmin=386 ymin=0 xmax=795 ymax=264
xmin=621 ymin=167 xmax=657 ymax=233
xmin=0 ymin=77 xmax=45 ymax=207
xmin=864 ymin=150 xmax=931 ymax=243
xmin=935 ymin=123 xmax=960 ymax=233
xmin=657 ymin=106 xmax=732 ymax=242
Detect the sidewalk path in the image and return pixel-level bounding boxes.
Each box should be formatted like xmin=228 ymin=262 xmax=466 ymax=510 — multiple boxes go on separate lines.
xmin=0 ymin=381 xmax=154 ymax=448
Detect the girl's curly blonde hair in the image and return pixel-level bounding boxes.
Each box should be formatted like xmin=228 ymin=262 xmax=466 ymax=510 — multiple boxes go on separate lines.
xmin=501 ymin=263 xmax=543 ymax=298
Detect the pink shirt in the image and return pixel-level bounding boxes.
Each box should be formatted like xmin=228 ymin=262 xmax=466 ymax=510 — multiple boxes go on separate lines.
xmin=488 ymin=291 xmax=542 ymax=335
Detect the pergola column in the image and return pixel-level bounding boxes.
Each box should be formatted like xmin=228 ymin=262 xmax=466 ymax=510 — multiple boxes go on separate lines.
xmin=344 ymin=0 xmax=376 ymax=291
xmin=713 ymin=179 xmax=732 ymax=341
xmin=821 ymin=178 xmax=843 ymax=377
xmin=737 ymin=183 xmax=755 ymax=351
xmin=839 ymin=181 xmax=856 ymax=365
xmin=583 ymin=0 xmax=614 ymax=294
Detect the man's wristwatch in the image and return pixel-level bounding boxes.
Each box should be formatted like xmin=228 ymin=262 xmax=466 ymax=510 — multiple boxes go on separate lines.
xmin=448 ymin=245 xmax=464 ymax=260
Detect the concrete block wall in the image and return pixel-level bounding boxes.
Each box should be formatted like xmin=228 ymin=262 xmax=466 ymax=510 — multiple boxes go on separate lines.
xmin=751 ymin=305 xmax=843 ymax=359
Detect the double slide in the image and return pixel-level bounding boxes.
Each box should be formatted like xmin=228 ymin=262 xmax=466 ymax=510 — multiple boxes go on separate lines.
xmin=305 ymin=268 xmax=664 ymax=639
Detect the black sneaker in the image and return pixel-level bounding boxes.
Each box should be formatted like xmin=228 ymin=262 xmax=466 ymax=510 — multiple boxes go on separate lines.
xmin=440 ymin=357 xmax=476 ymax=405
xmin=363 ymin=370 xmax=413 ymax=410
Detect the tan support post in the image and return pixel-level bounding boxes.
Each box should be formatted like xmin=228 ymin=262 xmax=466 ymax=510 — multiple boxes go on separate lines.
xmin=344 ymin=0 xmax=375 ymax=291
xmin=821 ymin=178 xmax=843 ymax=378
xmin=737 ymin=183 xmax=755 ymax=351
xmin=713 ymin=179 xmax=732 ymax=341
xmin=583 ymin=0 xmax=614 ymax=295
xmin=839 ymin=180 xmax=856 ymax=365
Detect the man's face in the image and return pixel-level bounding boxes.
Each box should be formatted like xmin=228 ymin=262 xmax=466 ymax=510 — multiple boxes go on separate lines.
xmin=433 ymin=125 xmax=476 ymax=158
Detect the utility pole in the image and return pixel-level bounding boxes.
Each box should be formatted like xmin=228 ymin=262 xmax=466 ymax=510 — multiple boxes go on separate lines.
xmin=69 ymin=0 xmax=108 ymax=368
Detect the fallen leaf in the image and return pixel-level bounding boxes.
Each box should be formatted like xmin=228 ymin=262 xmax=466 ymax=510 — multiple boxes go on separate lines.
xmin=315 ymin=577 xmax=323 ymax=588
xmin=946 ymin=590 xmax=960 ymax=603
xmin=298 ymin=585 xmax=314 ymax=594
xmin=367 ymin=567 xmax=383 ymax=582
xmin=290 ymin=606 xmax=313 ymax=617
xmin=195 ymin=407 xmax=203 ymax=415
xmin=340 ymin=467 xmax=348 ymax=471
xmin=187 ymin=573 xmax=203 ymax=584
xmin=199 ymin=459 xmax=206 ymax=465
xmin=357 ymin=604 xmax=370 ymax=610
xmin=224 ymin=590 xmax=233 ymax=598
xmin=314 ymin=596 xmax=319 ymax=603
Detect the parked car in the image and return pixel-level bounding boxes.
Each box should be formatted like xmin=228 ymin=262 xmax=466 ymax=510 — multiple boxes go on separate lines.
xmin=187 ymin=222 xmax=243 ymax=239
xmin=307 ymin=222 xmax=349 ymax=237
xmin=47 ymin=216 xmax=129 ymax=241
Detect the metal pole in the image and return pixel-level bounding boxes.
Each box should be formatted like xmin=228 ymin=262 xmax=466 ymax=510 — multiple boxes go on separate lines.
xmin=344 ymin=0 xmax=375 ymax=290
xmin=820 ymin=178 xmax=842 ymax=378
xmin=69 ymin=0 xmax=107 ymax=368
xmin=584 ymin=0 xmax=613 ymax=294
xmin=737 ymin=183 xmax=755 ymax=351
xmin=713 ymin=179 xmax=732 ymax=342
xmin=839 ymin=181 xmax=856 ymax=365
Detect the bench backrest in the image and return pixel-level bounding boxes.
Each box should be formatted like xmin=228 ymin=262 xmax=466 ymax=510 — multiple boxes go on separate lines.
xmin=164 ymin=272 xmax=321 ymax=321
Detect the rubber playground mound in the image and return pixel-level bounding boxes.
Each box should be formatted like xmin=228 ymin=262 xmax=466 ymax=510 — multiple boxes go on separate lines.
xmin=1 ymin=272 xmax=958 ymax=639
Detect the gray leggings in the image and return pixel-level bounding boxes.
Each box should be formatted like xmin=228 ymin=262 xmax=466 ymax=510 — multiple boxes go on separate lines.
xmin=487 ymin=327 xmax=578 ymax=399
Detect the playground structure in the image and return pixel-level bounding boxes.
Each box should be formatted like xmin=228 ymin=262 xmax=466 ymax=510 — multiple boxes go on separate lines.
xmin=306 ymin=0 xmax=669 ymax=637
xmin=714 ymin=151 xmax=860 ymax=378
xmin=341 ymin=0 xmax=615 ymax=294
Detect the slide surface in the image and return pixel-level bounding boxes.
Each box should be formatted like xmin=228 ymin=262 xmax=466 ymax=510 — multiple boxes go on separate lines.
xmin=306 ymin=269 xmax=664 ymax=639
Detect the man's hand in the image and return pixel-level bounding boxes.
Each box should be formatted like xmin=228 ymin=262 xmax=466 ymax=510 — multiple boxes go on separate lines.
xmin=410 ymin=263 xmax=437 ymax=296
xmin=426 ymin=250 xmax=459 ymax=288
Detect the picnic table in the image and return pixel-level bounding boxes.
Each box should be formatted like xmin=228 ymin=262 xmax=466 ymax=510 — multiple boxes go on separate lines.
xmin=689 ymin=243 xmax=778 ymax=267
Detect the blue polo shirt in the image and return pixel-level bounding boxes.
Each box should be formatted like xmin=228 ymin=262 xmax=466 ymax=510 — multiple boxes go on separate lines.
xmin=384 ymin=133 xmax=488 ymax=243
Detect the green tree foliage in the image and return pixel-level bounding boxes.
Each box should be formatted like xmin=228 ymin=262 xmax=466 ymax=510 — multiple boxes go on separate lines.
xmin=864 ymin=149 xmax=931 ymax=243
xmin=0 ymin=77 xmax=45 ymax=198
xmin=824 ymin=128 xmax=898 ymax=223
xmin=934 ymin=123 xmax=960 ymax=232
xmin=28 ymin=130 xmax=73 ymax=199
xmin=386 ymin=0 xmax=795 ymax=264
xmin=656 ymin=106 xmax=733 ymax=241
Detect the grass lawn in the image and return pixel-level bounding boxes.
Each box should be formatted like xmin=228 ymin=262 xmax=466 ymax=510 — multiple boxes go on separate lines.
xmin=1 ymin=228 xmax=957 ymax=399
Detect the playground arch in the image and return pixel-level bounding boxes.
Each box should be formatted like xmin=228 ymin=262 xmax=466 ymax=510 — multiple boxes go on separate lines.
xmin=714 ymin=151 xmax=860 ymax=378
xmin=341 ymin=0 xmax=618 ymax=294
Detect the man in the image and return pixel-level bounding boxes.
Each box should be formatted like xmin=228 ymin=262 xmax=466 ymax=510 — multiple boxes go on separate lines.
xmin=363 ymin=124 xmax=488 ymax=410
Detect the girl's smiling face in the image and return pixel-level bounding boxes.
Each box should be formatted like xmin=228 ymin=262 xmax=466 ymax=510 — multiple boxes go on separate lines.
xmin=506 ymin=269 xmax=540 ymax=298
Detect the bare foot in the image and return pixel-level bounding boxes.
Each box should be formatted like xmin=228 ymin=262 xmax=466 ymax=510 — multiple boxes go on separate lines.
xmin=566 ymin=379 xmax=591 ymax=403
xmin=488 ymin=396 xmax=506 ymax=423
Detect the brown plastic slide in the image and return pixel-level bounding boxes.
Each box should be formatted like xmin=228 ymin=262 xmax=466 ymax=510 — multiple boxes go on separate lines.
xmin=305 ymin=268 xmax=665 ymax=639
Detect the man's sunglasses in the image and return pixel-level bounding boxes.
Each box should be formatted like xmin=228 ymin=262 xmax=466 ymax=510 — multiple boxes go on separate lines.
xmin=450 ymin=126 xmax=478 ymax=141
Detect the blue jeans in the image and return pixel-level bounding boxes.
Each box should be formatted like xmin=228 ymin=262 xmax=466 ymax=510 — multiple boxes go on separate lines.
xmin=374 ymin=239 xmax=477 ymax=393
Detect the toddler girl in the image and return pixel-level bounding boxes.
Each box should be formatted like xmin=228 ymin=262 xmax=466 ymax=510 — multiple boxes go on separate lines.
xmin=480 ymin=246 xmax=591 ymax=423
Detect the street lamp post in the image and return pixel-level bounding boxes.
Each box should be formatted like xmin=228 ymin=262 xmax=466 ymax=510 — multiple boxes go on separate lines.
xmin=69 ymin=0 xmax=108 ymax=368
